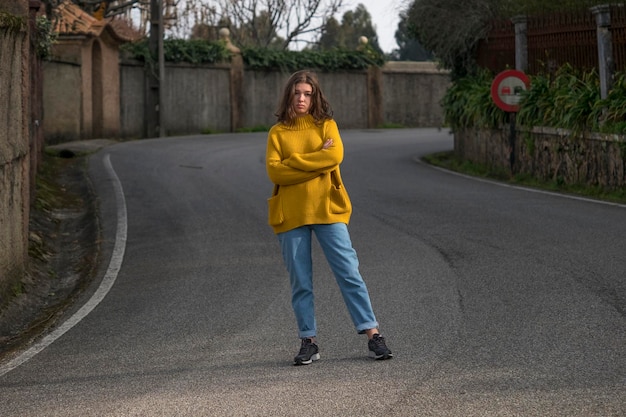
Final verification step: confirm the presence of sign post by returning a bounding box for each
[491,70,530,171]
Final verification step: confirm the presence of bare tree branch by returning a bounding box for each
[211,0,344,49]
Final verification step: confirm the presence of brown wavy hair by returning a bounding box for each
[275,70,333,125]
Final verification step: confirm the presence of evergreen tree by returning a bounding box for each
[318,3,382,53]
[394,11,432,61]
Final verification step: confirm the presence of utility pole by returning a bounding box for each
[146,0,165,138]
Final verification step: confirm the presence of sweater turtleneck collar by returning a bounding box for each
[285,114,317,130]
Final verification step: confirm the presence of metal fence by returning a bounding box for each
[476,5,626,74]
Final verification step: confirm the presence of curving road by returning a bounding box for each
[1,128,624,416]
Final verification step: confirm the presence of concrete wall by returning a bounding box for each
[99,32,123,138]
[383,62,450,127]
[0,0,30,306]
[162,63,232,135]
[454,127,626,190]
[241,70,285,128]
[119,62,144,138]
[43,60,83,142]
[43,30,123,143]
[239,69,372,130]
[116,60,450,138]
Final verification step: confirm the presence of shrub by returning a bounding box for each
[121,38,385,71]
[444,65,625,134]
[442,68,506,129]
[121,39,231,64]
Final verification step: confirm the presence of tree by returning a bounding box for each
[225,8,286,49]
[41,0,150,19]
[178,0,343,49]
[318,16,342,50]
[406,0,496,77]
[393,10,431,61]
[317,3,382,53]
[405,0,611,77]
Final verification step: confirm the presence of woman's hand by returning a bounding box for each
[322,139,333,149]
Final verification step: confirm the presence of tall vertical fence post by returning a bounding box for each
[358,36,383,129]
[512,15,528,72]
[220,28,243,133]
[146,0,164,138]
[591,5,614,99]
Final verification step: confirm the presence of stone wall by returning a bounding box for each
[0,0,30,307]
[454,127,626,189]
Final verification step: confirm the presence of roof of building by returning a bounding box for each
[54,1,142,43]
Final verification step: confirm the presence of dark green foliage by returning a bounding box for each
[518,65,600,133]
[442,69,506,129]
[515,73,550,128]
[0,10,26,33]
[164,39,231,63]
[120,39,151,62]
[550,67,600,133]
[121,38,385,71]
[34,16,57,59]
[241,46,385,71]
[317,4,383,54]
[121,39,231,64]
[444,63,626,135]
[394,11,432,61]
[405,0,610,76]
[594,72,626,134]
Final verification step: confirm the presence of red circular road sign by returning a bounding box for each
[491,70,530,112]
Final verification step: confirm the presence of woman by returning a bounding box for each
[266,70,393,365]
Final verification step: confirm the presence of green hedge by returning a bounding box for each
[121,39,231,64]
[241,46,385,71]
[121,38,385,71]
[443,65,626,134]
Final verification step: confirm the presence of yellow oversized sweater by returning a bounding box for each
[266,115,352,234]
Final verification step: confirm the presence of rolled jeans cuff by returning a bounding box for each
[356,321,379,334]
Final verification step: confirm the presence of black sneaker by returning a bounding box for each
[368,334,393,360]
[294,338,320,366]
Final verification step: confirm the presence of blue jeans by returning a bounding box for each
[278,223,379,338]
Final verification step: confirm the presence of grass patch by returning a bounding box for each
[423,151,626,205]
[33,153,84,214]
[11,281,24,297]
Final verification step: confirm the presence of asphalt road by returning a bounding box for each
[0,128,624,416]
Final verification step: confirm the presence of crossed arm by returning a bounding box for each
[266,133,343,186]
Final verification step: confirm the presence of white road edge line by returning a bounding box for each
[417,157,626,209]
[0,153,128,377]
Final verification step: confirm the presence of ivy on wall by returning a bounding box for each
[0,11,56,59]
[241,46,385,71]
[34,16,56,59]
[0,11,26,34]
[121,39,232,64]
[121,38,385,71]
